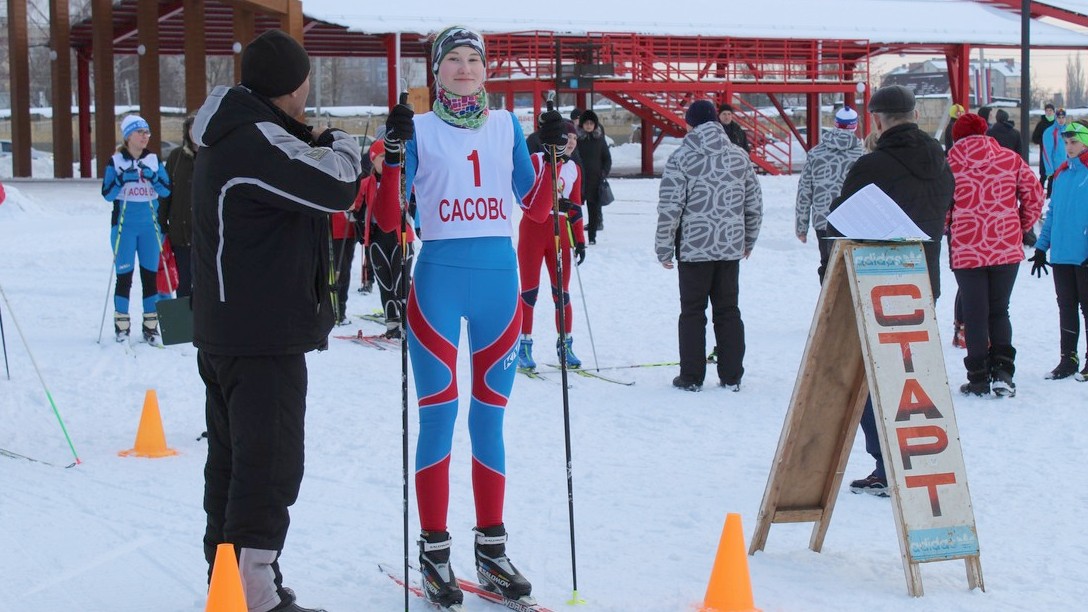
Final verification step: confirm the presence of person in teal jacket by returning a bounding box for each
[1041,109,1070,197]
[1030,120,1088,380]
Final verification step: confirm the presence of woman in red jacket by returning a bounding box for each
[946,113,1044,397]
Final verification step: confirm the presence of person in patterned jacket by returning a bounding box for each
[795,107,864,281]
[947,113,1044,397]
[656,99,763,392]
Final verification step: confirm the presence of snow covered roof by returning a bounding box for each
[1037,0,1088,16]
[302,0,1088,47]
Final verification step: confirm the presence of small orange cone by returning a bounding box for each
[700,513,760,612]
[206,543,247,612]
[118,389,178,458]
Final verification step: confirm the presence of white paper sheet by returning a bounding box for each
[826,183,931,241]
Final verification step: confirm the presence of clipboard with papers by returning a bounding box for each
[826,183,931,241]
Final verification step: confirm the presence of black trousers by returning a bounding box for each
[199,351,307,576]
[586,199,603,242]
[1053,263,1088,355]
[173,243,192,298]
[368,228,414,324]
[332,238,356,320]
[953,263,1019,364]
[677,260,745,385]
[815,228,834,282]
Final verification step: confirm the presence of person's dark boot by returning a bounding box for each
[418,531,463,609]
[959,355,990,396]
[1046,353,1080,380]
[474,524,533,602]
[990,345,1016,398]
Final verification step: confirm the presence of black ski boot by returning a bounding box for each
[990,345,1016,398]
[419,531,463,610]
[474,524,533,603]
[1045,353,1079,380]
[142,313,161,346]
[113,312,130,343]
[959,355,990,396]
[1077,353,1088,382]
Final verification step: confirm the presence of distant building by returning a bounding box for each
[882,58,1021,105]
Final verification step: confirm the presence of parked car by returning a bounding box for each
[159,140,180,160]
[0,140,53,160]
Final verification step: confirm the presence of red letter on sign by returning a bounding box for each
[905,472,957,517]
[872,284,924,327]
[896,424,948,469]
[878,330,929,373]
[894,379,944,421]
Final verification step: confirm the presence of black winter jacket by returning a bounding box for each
[576,127,611,205]
[160,145,195,246]
[828,122,954,298]
[191,85,362,355]
[722,121,750,152]
[986,120,1022,155]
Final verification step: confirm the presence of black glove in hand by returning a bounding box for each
[385,104,415,142]
[1022,229,1037,248]
[574,242,586,266]
[1030,248,1050,278]
[538,110,566,147]
[565,202,583,225]
[315,127,346,148]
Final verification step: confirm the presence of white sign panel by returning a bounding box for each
[849,244,980,563]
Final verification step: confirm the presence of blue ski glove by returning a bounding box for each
[138,163,156,181]
[121,167,141,184]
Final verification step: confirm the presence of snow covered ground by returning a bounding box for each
[1,175,1084,612]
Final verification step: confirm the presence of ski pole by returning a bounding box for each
[566,222,600,372]
[97,190,129,344]
[396,89,412,612]
[546,97,585,605]
[0,282,81,466]
[1,299,10,380]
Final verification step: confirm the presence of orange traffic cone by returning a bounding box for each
[206,543,247,612]
[118,389,178,458]
[700,513,760,612]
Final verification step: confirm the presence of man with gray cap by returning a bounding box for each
[191,28,361,612]
[824,84,954,496]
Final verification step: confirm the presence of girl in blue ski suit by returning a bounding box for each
[101,115,171,341]
[375,25,565,609]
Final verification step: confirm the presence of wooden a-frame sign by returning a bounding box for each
[748,240,984,597]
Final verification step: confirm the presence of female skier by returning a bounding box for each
[101,114,171,344]
[375,25,566,609]
[516,120,587,370]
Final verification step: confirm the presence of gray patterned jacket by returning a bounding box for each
[794,128,863,235]
[656,122,762,263]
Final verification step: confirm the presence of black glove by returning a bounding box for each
[538,110,566,147]
[1030,248,1050,278]
[384,103,415,165]
[315,127,347,148]
[138,163,156,181]
[564,201,583,225]
[574,242,586,266]
[1022,229,1037,248]
[121,167,141,184]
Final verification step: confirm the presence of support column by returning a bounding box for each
[183,0,207,113]
[233,7,255,84]
[92,0,116,178]
[50,0,73,177]
[640,115,653,176]
[137,0,162,153]
[281,0,303,42]
[77,52,92,177]
[806,92,820,149]
[7,0,32,177]
[385,34,398,108]
[944,44,972,109]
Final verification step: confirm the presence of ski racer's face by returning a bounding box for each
[126,129,150,153]
[438,47,486,97]
[563,133,577,156]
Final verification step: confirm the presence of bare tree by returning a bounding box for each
[1065,52,1085,108]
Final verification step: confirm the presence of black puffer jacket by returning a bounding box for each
[986,120,1022,155]
[827,122,954,298]
[723,121,750,152]
[576,127,611,205]
[191,85,362,355]
[160,143,195,246]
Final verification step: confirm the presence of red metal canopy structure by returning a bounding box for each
[4,0,1088,177]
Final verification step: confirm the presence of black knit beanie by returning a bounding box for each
[241,30,311,98]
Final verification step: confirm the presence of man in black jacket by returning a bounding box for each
[717,103,751,153]
[825,84,954,498]
[191,29,361,612]
[576,109,612,244]
[1031,103,1056,183]
[987,109,1022,155]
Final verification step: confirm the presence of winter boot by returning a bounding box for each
[382,322,402,340]
[849,471,889,497]
[1077,352,1088,382]
[556,336,582,368]
[1045,353,1080,380]
[474,524,533,602]
[517,336,536,370]
[959,355,990,396]
[113,312,131,343]
[952,321,966,349]
[989,345,1016,397]
[672,375,702,392]
[142,313,161,346]
[418,531,463,609]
